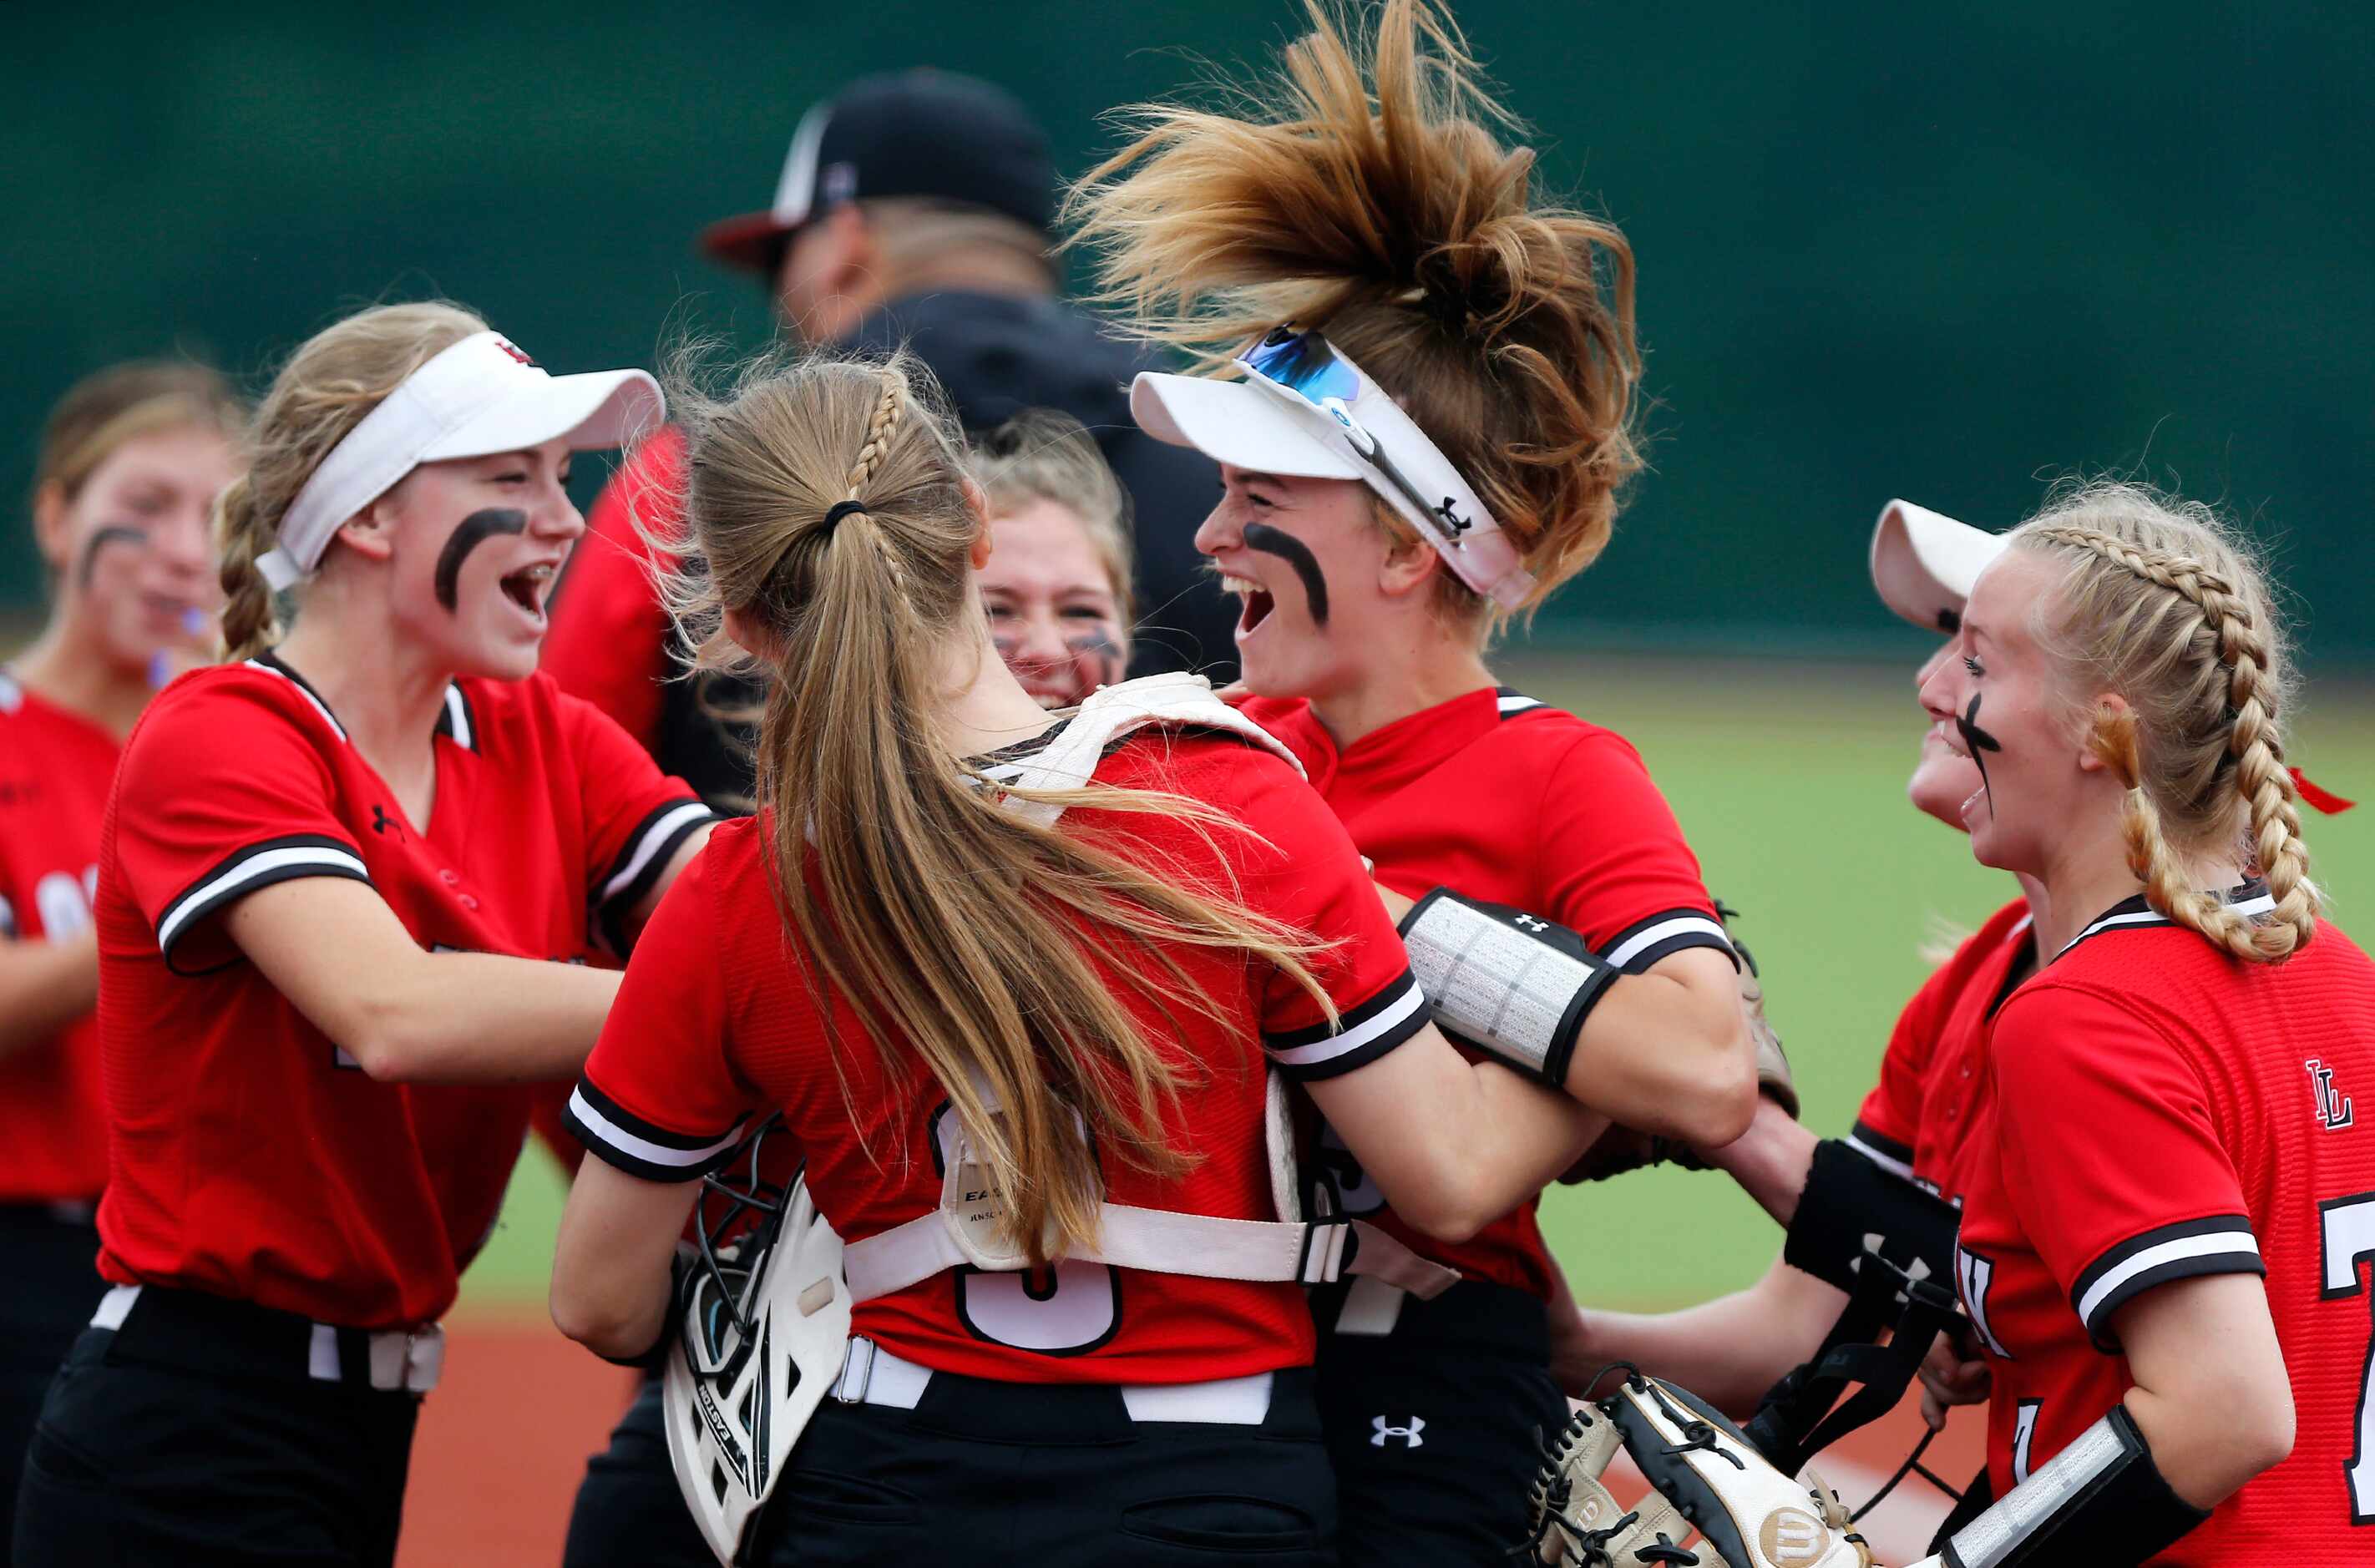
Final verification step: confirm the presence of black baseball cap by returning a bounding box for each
[701,68,1056,274]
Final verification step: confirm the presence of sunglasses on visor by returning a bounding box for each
[1235,326,1481,549]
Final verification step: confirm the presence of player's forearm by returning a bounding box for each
[0,931,100,1060]
[1564,1253,1846,1414]
[1564,966,1758,1147]
[1701,1096,1818,1225]
[348,953,623,1085]
[1309,1024,1605,1242]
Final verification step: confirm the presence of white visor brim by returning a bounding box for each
[1871,498,2008,630]
[418,367,663,463]
[1131,372,1366,482]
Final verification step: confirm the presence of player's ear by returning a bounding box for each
[963,478,994,570]
[2076,694,2129,776]
[722,604,783,664]
[30,479,72,574]
[1375,524,1441,602]
[333,493,401,566]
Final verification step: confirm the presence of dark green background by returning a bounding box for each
[9,2,2369,662]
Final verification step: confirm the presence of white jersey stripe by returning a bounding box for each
[1846,1131,1919,1185]
[2075,1229,2261,1332]
[1266,979,1426,1069]
[157,844,369,953]
[2065,890,2277,952]
[440,684,472,751]
[1604,914,1730,969]
[600,801,714,905]
[565,1086,747,1171]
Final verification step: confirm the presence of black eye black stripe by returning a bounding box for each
[434,508,529,611]
[1958,692,2003,809]
[1243,522,1329,627]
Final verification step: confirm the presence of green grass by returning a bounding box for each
[453,652,2375,1319]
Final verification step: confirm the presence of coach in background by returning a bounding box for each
[545,69,1235,802]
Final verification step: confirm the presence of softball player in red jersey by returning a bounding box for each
[1903,482,2375,1565]
[0,362,241,1557]
[10,302,713,1568]
[1070,3,1755,1555]
[549,351,1608,1565]
[1560,504,2033,1546]
[549,410,1141,1568]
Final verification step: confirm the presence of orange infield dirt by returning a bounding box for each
[398,1321,1985,1565]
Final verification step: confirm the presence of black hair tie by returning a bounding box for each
[823,499,871,531]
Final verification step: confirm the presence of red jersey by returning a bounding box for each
[94,655,711,1328]
[543,427,686,757]
[1849,896,2034,1207]
[569,726,1427,1383]
[0,670,118,1205]
[1239,685,1732,1301]
[1952,892,2375,1560]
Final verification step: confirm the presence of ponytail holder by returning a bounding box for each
[2291,766,2357,815]
[823,499,871,532]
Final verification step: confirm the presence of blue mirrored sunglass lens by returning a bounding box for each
[1243,333,1359,403]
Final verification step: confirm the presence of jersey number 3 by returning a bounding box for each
[2321,1189,2375,1524]
[929,1104,1122,1356]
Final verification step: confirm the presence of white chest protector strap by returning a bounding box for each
[841,674,1457,1306]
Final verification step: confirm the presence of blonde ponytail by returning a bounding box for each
[2017,486,2316,963]
[663,350,1333,1262]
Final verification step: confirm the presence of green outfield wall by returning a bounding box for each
[8,2,2370,661]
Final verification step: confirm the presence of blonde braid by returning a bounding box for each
[2032,521,2316,963]
[841,372,916,611]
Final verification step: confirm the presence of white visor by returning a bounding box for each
[1870,498,2008,631]
[1132,354,1535,609]
[258,331,664,592]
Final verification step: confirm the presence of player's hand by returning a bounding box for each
[1917,1333,1990,1429]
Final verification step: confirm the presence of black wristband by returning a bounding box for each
[1785,1136,1962,1293]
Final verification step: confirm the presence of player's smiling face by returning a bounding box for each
[377,439,580,681]
[38,424,234,680]
[1195,465,1395,700]
[979,498,1129,708]
[1907,637,1987,828]
[1919,548,2114,875]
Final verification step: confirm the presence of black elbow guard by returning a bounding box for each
[1939,1404,2209,1566]
[1396,888,1617,1089]
[1785,1136,1962,1294]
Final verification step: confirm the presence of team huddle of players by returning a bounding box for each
[4,3,2373,1566]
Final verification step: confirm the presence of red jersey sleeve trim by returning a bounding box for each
[1846,1120,1917,1181]
[563,1078,751,1184]
[156,833,372,975]
[1263,968,1426,1082]
[2069,1213,2264,1352]
[1601,906,1738,974]
[592,798,718,955]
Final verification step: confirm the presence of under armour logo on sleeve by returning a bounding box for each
[1370,1414,1426,1448]
[1513,914,1548,933]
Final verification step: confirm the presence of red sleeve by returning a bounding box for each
[1851,958,1958,1172]
[542,432,686,756]
[112,678,372,974]
[555,686,717,955]
[1992,981,2264,1350]
[564,847,758,1181]
[1221,752,1427,1083]
[1533,728,1734,974]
